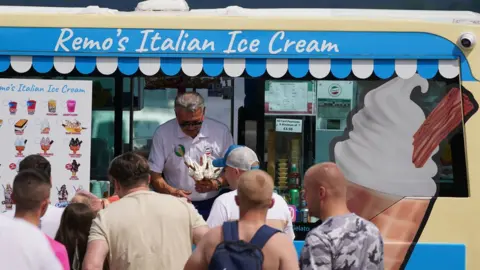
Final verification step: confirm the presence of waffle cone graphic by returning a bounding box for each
[347,182,432,270]
[372,198,431,270]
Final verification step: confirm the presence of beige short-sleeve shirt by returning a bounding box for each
[89,190,206,270]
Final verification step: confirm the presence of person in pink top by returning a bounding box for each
[12,169,70,270]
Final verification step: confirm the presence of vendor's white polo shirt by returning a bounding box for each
[148,118,234,201]
[206,190,295,240]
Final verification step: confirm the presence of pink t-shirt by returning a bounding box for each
[45,234,70,270]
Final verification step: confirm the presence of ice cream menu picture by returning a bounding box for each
[0,79,92,210]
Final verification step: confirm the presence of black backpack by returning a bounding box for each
[208,221,280,270]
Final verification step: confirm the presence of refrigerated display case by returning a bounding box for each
[263,80,314,220]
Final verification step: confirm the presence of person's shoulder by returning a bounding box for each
[106,191,180,209]
[6,218,51,245]
[203,226,223,246]
[272,193,289,209]
[266,229,295,250]
[353,214,382,238]
[303,221,336,248]
[153,119,177,136]
[269,193,291,216]
[214,190,236,205]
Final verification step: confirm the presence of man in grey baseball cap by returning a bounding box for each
[209,145,295,239]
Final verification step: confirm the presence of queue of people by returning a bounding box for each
[0,92,384,270]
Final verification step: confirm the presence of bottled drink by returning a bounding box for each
[289,188,300,207]
[288,164,300,189]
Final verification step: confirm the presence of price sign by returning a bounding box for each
[275,118,302,133]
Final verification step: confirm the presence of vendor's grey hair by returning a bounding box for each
[175,92,205,112]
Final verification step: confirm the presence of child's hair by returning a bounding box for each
[55,203,95,269]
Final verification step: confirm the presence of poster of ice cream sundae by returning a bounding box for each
[56,184,69,208]
[0,78,92,207]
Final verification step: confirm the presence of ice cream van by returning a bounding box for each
[0,2,479,269]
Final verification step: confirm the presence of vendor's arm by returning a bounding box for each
[83,215,109,270]
[148,127,176,194]
[150,171,174,193]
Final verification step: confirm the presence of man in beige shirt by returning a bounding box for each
[184,170,299,270]
[83,152,209,270]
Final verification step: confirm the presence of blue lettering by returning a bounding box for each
[47,85,59,92]
[55,201,69,208]
[55,28,340,54]
[17,84,44,92]
[62,85,85,93]
[0,85,10,91]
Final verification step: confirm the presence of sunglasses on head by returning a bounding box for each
[179,121,203,128]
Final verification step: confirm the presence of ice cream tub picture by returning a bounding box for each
[47,99,57,115]
[14,137,27,157]
[62,119,86,134]
[66,159,80,180]
[39,137,54,157]
[14,119,28,135]
[69,138,82,157]
[64,99,77,116]
[55,184,69,208]
[39,119,50,134]
[26,99,36,115]
[1,184,13,210]
[8,101,17,115]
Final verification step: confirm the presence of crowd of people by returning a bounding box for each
[0,92,384,270]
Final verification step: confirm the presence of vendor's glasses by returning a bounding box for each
[179,121,203,128]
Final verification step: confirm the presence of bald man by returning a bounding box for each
[300,163,384,270]
[184,170,299,270]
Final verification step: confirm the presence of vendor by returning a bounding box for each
[148,92,234,219]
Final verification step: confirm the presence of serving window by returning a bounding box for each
[0,56,472,241]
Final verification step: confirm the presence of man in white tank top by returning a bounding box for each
[207,145,295,239]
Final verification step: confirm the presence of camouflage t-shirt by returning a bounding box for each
[300,213,384,270]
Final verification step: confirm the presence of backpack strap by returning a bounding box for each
[222,221,240,242]
[249,225,280,249]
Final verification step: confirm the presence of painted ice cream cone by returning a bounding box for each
[334,75,439,269]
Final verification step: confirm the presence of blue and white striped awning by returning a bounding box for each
[3,56,460,79]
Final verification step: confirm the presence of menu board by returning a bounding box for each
[0,79,92,210]
[265,81,315,115]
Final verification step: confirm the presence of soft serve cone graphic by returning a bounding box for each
[333,74,438,270]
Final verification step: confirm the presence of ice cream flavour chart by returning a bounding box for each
[0,78,92,209]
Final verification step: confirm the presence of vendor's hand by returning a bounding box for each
[170,188,192,201]
[195,179,218,193]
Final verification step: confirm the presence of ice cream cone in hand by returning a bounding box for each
[184,156,204,182]
[185,154,222,182]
